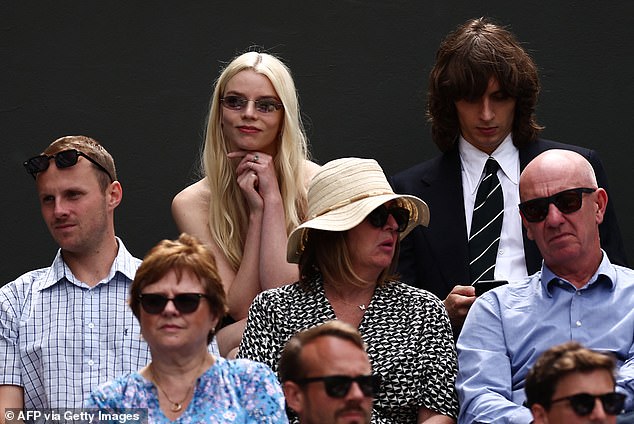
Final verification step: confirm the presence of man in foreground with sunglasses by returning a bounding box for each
[279,320,377,424]
[456,149,634,423]
[526,341,625,424]
[0,136,150,417]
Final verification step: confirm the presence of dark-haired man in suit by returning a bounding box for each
[391,17,626,333]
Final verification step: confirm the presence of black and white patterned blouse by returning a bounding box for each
[238,274,459,423]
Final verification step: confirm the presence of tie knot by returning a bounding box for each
[485,157,500,175]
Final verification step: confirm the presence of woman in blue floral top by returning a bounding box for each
[85,233,287,423]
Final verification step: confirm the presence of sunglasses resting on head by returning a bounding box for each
[518,187,596,223]
[24,149,114,182]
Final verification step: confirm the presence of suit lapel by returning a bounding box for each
[419,149,471,286]
[519,141,546,274]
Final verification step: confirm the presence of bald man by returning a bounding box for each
[456,150,634,423]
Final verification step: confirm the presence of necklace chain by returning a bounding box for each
[153,373,191,412]
[326,285,371,311]
[150,354,209,413]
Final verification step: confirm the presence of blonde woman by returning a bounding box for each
[172,51,320,356]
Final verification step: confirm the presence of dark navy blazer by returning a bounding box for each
[390,138,628,300]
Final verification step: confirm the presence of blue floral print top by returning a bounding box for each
[85,357,288,423]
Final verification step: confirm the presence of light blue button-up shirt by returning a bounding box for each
[457,251,634,424]
[0,239,151,408]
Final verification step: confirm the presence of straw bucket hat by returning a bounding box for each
[287,157,429,263]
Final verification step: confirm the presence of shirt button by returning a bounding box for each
[498,249,504,255]
[88,360,94,366]
[88,322,95,329]
[576,291,582,296]
[576,321,582,327]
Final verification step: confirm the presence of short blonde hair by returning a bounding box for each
[43,135,116,189]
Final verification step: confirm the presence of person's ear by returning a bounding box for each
[106,181,123,210]
[530,403,549,424]
[594,188,608,225]
[283,381,304,414]
[208,311,220,333]
[520,212,535,241]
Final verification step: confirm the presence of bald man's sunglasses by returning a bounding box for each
[518,187,596,223]
[296,374,381,398]
[24,149,113,182]
[550,392,625,416]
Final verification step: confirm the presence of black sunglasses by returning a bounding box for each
[550,392,625,416]
[367,204,410,232]
[296,374,381,398]
[220,95,284,113]
[518,187,596,223]
[24,149,114,182]
[138,293,209,315]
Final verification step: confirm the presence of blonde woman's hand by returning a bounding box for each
[229,151,281,206]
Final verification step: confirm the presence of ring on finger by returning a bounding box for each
[252,154,259,163]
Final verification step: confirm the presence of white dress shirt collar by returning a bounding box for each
[458,134,519,195]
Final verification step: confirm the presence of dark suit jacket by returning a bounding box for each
[390,138,628,300]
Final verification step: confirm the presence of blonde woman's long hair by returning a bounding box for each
[202,51,310,271]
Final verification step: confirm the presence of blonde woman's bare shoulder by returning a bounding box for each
[171,178,213,243]
[303,160,321,186]
[172,178,210,209]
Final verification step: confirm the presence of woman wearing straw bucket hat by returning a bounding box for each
[238,158,459,423]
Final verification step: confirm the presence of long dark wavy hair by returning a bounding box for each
[427,17,544,152]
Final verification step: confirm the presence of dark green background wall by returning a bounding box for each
[2,1,633,282]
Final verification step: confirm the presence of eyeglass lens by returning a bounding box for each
[552,392,625,416]
[300,375,381,398]
[23,149,113,181]
[139,293,207,315]
[518,188,596,223]
[367,204,410,232]
[220,95,283,113]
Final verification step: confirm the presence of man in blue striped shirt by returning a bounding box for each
[0,136,151,416]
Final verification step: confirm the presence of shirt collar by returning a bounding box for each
[542,250,616,295]
[36,237,138,291]
[458,133,519,195]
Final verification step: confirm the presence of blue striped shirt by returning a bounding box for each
[0,238,151,408]
[457,251,634,423]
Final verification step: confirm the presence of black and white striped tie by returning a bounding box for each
[469,157,504,284]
